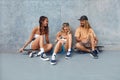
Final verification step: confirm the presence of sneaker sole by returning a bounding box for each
[35,54,41,57]
[50,62,56,65]
[90,54,94,58]
[90,54,98,59]
[94,56,98,59]
[40,57,50,61]
[65,56,70,59]
[29,53,33,58]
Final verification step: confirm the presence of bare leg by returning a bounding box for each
[31,35,44,50]
[39,35,44,49]
[50,40,63,64]
[53,40,63,54]
[64,34,72,58]
[89,33,95,51]
[75,42,91,52]
[64,34,72,50]
[68,34,72,51]
[31,36,53,53]
[89,33,98,58]
[43,43,53,52]
[38,35,50,60]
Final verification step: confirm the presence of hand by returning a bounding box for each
[60,38,67,45]
[55,39,58,43]
[19,48,24,53]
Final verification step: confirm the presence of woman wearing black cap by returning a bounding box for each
[74,15,98,59]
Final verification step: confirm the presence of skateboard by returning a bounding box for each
[23,49,39,55]
[73,46,104,53]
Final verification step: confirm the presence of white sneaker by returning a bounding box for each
[50,55,57,65]
[29,52,33,58]
[50,60,57,65]
[35,51,42,57]
[40,52,50,61]
[65,51,71,59]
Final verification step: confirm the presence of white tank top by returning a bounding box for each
[34,34,40,38]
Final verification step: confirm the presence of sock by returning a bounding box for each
[52,53,56,60]
[38,48,44,55]
[40,48,44,52]
[68,48,71,52]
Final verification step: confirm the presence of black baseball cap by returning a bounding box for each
[78,15,88,21]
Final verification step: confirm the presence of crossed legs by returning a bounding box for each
[31,35,53,53]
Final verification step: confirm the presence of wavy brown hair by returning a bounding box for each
[39,16,49,35]
[84,20,91,29]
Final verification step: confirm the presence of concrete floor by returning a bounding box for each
[1,50,120,80]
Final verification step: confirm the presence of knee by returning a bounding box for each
[75,43,80,48]
[57,40,63,44]
[49,43,53,49]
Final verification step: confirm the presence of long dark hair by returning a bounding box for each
[39,16,49,35]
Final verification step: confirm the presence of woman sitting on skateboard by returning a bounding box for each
[19,16,53,60]
[50,23,72,65]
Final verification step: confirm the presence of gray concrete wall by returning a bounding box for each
[0,0,120,53]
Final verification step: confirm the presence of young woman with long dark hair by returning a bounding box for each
[19,16,53,60]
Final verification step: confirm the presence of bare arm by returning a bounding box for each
[75,27,81,42]
[19,28,35,53]
[75,37,81,42]
[90,29,98,42]
[45,33,50,43]
[56,32,62,41]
